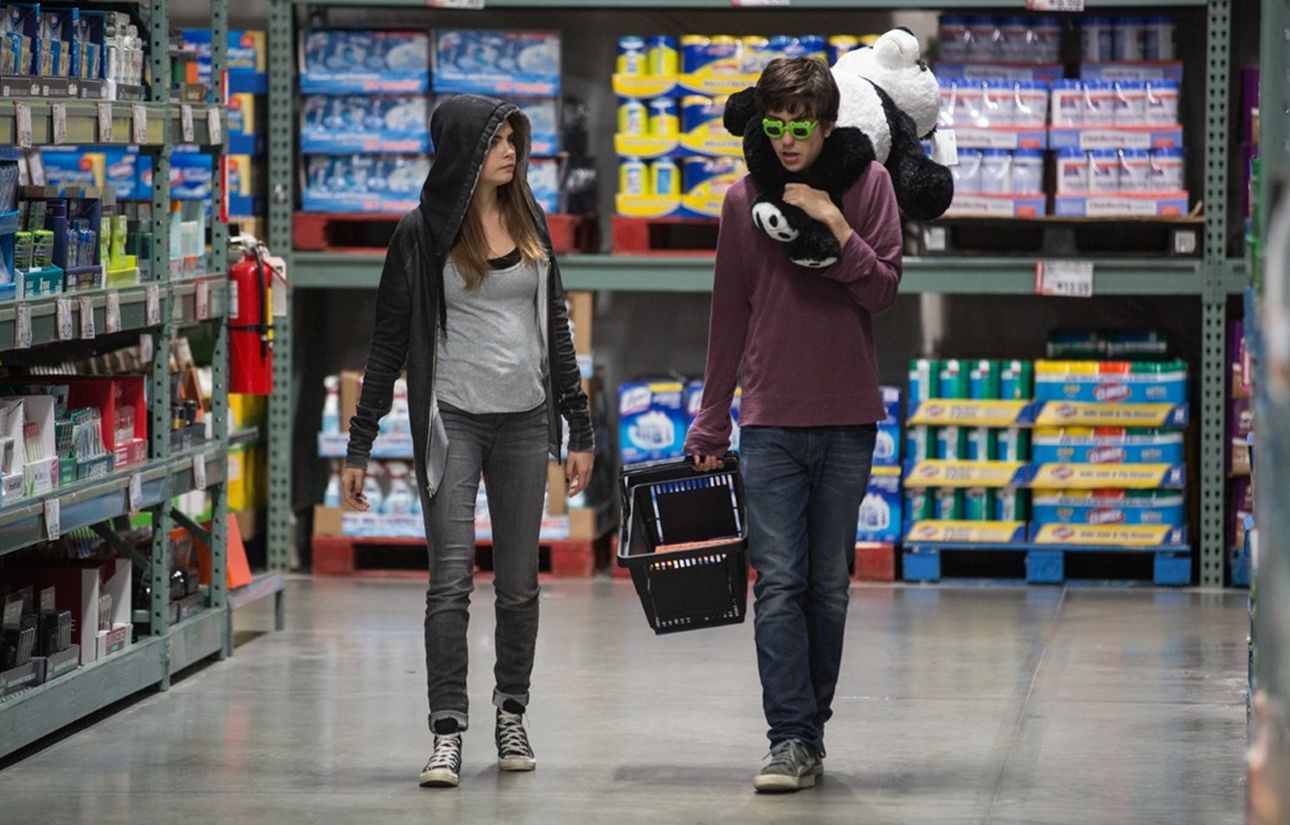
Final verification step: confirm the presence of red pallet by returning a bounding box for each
[610,216,719,255]
[312,535,598,578]
[294,212,592,254]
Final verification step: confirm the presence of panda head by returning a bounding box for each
[834,28,940,140]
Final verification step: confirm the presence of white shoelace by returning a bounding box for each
[497,711,532,756]
[426,733,461,770]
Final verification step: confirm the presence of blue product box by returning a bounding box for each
[683,379,742,452]
[619,380,687,464]
[300,30,429,95]
[181,29,268,93]
[301,95,430,154]
[432,30,561,97]
[103,148,144,201]
[1034,364,1188,405]
[1031,429,1185,465]
[169,150,212,202]
[528,157,559,214]
[874,384,902,467]
[1031,490,1185,527]
[1,5,38,77]
[301,154,431,213]
[857,471,903,543]
[39,147,102,190]
[37,9,74,78]
[517,98,559,157]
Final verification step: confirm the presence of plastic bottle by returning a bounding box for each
[383,462,415,515]
[324,468,342,508]
[322,375,341,435]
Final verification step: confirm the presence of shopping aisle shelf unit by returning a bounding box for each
[0,0,252,760]
[267,0,1238,587]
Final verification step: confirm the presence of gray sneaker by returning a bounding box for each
[753,739,822,793]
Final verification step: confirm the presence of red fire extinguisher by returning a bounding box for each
[228,236,275,395]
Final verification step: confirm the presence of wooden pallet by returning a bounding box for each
[294,212,594,254]
[610,216,719,255]
[901,542,1191,586]
[610,539,896,583]
[908,215,1204,258]
[312,535,600,578]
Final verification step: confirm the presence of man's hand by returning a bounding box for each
[691,454,723,472]
[342,467,369,511]
[566,451,594,497]
[783,183,852,247]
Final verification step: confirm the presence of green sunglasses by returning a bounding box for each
[762,117,820,140]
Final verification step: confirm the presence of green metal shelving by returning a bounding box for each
[0,0,239,758]
[267,0,1241,588]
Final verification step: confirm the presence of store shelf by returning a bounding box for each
[167,609,226,675]
[0,100,223,148]
[0,447,228,557]
[171,277,229,327]
[229,571,285,612]
[289,251,1207,295]
[0,286,153,351]
[0,635,167,756]
[230,427,261,449]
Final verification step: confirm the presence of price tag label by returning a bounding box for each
[56,298,74,340]
[193,455,207,491]
[139,332,154,364]
[195,281,210,320]
[105,290,121,333]
[131,102,147,144]
[180,104,195,142]
[14,101,31,148]
[51,103,67,145]
[1035,260,1094,298]
[14,303,31,350]
[97,101,114,142]
[1026,0,1084,10]
[145,284,160,325]
[44,498,61,541]
[932,129,959,166]
[207,107,223,145]
[79,295,95,339]
[129,472,143,515]
[25,150,44,186]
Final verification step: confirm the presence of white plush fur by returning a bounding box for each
[831,28,941,164]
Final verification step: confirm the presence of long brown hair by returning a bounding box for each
[451,113,547,289]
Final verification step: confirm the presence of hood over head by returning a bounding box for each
[421,94,532,252]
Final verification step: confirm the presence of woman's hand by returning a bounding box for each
[566,451,595,497]
[342,467,370,511]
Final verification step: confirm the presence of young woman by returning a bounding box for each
[342,94,594,789]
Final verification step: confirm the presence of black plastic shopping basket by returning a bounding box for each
[617,456,748,634]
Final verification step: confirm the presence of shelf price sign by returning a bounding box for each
[1035,260,1093,298]
[207,107,222,145]
[195,281,211,321]
[180,104,195,143]
[145,285,160,326]
[51,103,67,145]
[56,298,74,341]
[14,101,32,148]
[79,296,95,339]
[98,102,114,142]
[14,303,31,350]
[131,103,148,145]
[44,499,60,541]
[193,455,207,491]
[105,290,121,333]
[129,472,143,515]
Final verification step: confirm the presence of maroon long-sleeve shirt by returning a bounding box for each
[683,165,903,457]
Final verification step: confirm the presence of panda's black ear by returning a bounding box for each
[723,88,758,136]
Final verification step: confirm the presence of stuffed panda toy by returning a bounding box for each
[723,28,955,268]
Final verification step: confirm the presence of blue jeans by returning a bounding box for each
[423,402,549,733]
[739,424,877,754]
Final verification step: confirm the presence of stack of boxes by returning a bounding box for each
[431,29,562,214]
[857,386,904,546]
[0,5,145,99]
[1229,320,1254,583]
[299,30,432,213]
[905,358,1033,528]
[936,13,1188,218]
[614,34,871,219]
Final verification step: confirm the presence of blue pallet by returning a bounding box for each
[902,542,1192,586]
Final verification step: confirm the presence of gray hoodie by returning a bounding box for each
[345,94,592,500]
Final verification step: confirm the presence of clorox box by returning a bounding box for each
[1031,428,1185,464]
[1034,360,1188,405]
[620,380,687,464]
[1031,489,1185,527]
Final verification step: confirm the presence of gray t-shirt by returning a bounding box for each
[436,252,547,414]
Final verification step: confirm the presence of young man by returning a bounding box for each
[684,57,902,793]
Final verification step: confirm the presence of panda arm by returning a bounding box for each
[684,189,752,457]
[820,164,903,313]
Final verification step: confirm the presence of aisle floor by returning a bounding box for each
[0,578,1248,824]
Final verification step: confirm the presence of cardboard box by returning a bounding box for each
[546,460,567,515]
[567,291,593,354]
[314,505,344,537]
[234,508,259,542]
[567,507,597,541]
[4,558,131,666]
[340,370,364,434]
[0,399,26,505]
[19,395,58,496]
[227,446,248,511]
[65,376,148,470]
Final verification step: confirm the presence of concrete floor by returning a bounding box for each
[0,578,1249,824]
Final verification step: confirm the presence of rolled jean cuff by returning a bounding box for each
[429,709,469,733]
[493,689,530,711]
